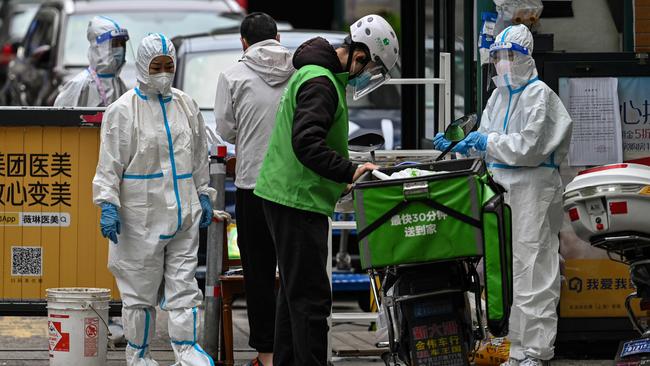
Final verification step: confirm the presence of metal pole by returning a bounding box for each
[445,0,456,119]
[433,0,441,138]
[386,78,446,84]
[335,212,351,271]
[400,0,424,149]
[327,218,333,364]
[623,0,634,52]
[203,153,226,359]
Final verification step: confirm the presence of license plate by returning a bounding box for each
[621,339,650,358]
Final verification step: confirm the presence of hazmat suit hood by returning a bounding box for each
[87,16,129,75]
[241,39,294,87]
[53,15,128,107]
[136,33,177,96]
[490,24,537,88]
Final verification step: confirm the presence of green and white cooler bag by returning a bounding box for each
[353,158,513,336]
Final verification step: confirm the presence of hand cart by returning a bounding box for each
[353,158,513,366]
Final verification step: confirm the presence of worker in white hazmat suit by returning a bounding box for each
[92,33,218,366]
[54,16,129,107]
[434,24,573,366]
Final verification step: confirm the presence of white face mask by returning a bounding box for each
[149,72,173,95]
[495,60,511,76]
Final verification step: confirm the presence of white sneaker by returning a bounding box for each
[500,359,520,366]
[520,357,550,366]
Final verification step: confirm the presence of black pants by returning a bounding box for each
[262,199,332,366]
[236,189,277,353]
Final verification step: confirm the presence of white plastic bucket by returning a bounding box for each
[47,288,111,366]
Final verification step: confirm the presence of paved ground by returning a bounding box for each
[0,299,615,365]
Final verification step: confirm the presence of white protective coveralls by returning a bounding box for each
[478,25,573,362]
[92,33,216,366]
[54,16,128,107]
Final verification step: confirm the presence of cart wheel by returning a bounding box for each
[381,352,403,366]
[381,352,392,366]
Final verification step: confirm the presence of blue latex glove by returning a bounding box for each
[452,131,488,155]
[199,195,213,229]
[433,132,452,151]
[100,202,120,244]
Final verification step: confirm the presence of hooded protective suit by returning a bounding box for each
[92,33,216,366]
[478,25,573,363]
[54,16,128,107]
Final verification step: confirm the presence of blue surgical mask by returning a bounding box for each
[112,47,125,68]
[348,70,372,88]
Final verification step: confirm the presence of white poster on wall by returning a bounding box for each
[566,77,623,166]
[618,77,650,162]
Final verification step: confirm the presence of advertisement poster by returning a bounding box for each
[618,77,650,163]
[0,126,117,300]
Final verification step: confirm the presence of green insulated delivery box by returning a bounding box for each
[353,158,513,335]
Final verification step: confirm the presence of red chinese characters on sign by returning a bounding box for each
[411,321,461,340]
[412,320,465,366]
[84,317,99,357]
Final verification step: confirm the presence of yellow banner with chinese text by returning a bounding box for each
[561,259,645,318]
[0,126,118,300]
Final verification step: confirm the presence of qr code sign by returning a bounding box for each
[11,247,42,276]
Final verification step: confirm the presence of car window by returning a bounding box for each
[63,12,241,67]
[10,6,39,40]
[23,8,56,57]
[182,50,242,109]
[182,46,401,111]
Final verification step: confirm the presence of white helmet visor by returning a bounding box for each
[486,41,530,90]
[351,63,391,101]
[95,28,129,45]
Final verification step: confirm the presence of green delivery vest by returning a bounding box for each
[254,65,350,216]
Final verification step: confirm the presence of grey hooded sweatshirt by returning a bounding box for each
[214,39,295,189]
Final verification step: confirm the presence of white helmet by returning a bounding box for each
[348,14,400,100]
[350,14,399,71]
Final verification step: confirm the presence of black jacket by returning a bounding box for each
[291,37,356,184]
